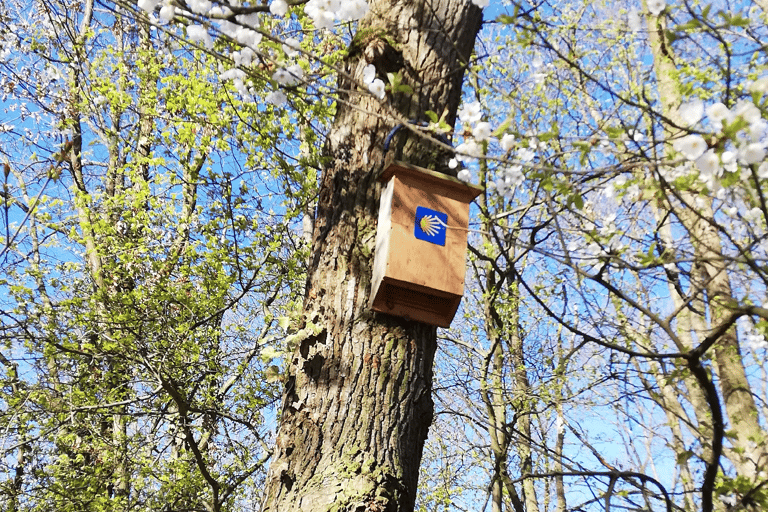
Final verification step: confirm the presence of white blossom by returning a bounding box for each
[311,9,336,29]
[696,149,722,191]
[138,0,161,13]
[619,183,638,202]
[587,242,604,261]
[677,100,704,127]
[495,175,517,198]
[740,143,767,164]
[500,133,515,152]
[599,213,617,237]
[266,91,287,105]
[706,102,731,123]
[746,332,768,351]
[696,149,720,178]
[471,0,490,7]
[518,147,535,162]
[647,0,666,16]
[673,134,707,161]
[236,13,261,27]
[455,140,483,162]
[159,3,175,21]
[748,76,768,95]
[749,119,768,142]
[234,47,256,66]
[363,64,376,84]
[368,78,386,100]
[282,37,301,57]
[532,72,547,85]
[188,0,212,14]
[733,99,762,125]
[270,0,289,16]
[626,129,643,142]
[743,207,763,222]
[458,101,483,125]
[304,0,360,29]
[504,165,524,187]
[187,25,213,49]
[273,68,293,85]
[235,27,262,48]
[288,63,304,79]
[209,5,231,17]
[232,78,251,101]
[473,122,492,141]
[338,0,369,20]
[220,68,246,81]
[217,20,238,38]
[722,150,738,173]
[758,162,768,179]
[457,168,472,182]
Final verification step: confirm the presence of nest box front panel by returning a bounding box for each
[385,174,469,297]
[370,162,483,327]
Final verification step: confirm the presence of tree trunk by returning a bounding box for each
[260,2,482,511]
[646,4,768,507]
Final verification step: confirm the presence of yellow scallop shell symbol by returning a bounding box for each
[419,215,442,237]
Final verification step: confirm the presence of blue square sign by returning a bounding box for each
[414,206,447,246]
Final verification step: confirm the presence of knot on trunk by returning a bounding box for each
[349,29,404,75]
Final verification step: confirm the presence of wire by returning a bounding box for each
[434,216,491,236]
[383,120,452,152]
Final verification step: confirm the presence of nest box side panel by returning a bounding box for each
[370,177,395,306]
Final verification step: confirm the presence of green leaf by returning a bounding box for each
[260,346,283,363]
[265,365,282,383]
[278,316,292,330]
[396,83,414,94]
[676,450,695,465]
[492,118,512,138]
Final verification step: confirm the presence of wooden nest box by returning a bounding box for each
[369,161,483,327]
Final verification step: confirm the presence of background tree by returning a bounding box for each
[416,1,768,511]
[0,1,321,510]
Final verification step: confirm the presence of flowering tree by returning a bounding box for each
[3,0,768,511]
[0,0,318,510]
[415,1,768,511]
[2,0,483,510]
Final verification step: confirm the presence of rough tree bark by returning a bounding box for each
[260,1,482,511]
